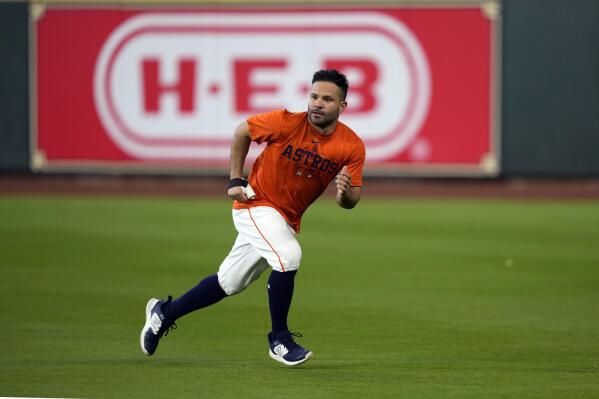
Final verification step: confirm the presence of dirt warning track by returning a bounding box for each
[1,175,598,201]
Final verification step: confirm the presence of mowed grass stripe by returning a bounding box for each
[0,195,598,398]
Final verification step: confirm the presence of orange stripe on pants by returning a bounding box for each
[248,208,286,272]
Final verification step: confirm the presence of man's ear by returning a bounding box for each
[339,100,347,114]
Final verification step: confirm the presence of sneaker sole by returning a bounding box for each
[268,349,313,366]
[140,298,160,356]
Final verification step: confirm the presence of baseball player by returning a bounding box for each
[141,69,365,366]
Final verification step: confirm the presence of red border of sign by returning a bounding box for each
[32,4,501,177]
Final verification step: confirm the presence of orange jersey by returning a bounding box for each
[233,109,366,232]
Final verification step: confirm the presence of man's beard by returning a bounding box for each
[308,108,338,128]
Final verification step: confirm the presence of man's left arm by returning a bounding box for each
[335,166,361,209]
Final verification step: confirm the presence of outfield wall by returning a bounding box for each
[0,0,597,177]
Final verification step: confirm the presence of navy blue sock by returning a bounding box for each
[267,270,297,337]
[166,274,227,321]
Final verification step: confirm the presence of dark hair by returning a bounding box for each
[312,69,349,100]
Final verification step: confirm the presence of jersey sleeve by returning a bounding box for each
[246,109,287,144]
[347,140,366,187]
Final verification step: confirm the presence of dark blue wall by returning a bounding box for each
[0,2,29,172]
[502,0,599,176]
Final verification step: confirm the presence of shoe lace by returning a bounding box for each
[161,295,177,337]
[163,321,177,337]
[279,331,304,349]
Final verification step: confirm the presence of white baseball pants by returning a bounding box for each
[217,206,302,295]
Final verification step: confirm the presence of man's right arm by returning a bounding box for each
[227,121,252,202]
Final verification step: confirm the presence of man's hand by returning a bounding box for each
[335,165,361,209]
[335,166,352,194]
[228,186,249,202]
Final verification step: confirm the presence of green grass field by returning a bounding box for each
[1,194,598,398]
